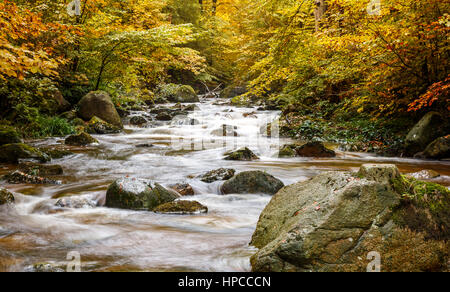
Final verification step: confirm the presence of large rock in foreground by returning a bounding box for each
[105,178,180,211]
[404,112,443,156]
[0,188,14,205]
[250,164,449,272]
[78,91,123,128]
[221,171,284,195]
[0,143,50,164]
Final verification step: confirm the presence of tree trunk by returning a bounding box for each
[314,0,327,32]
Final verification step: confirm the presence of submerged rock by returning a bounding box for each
[0,143,50,164]
[221,171,284,195]
[406,169,440,180]
[419,135,450,160]
[86,116,121,134]
[65,132,98,146]
[224,147,259,161]
[0,188,14,205]
[199,168,236,183]
[250,164,449,272]
[155,112,173,121]
[404,112,443,156]
[0,126,21,146]
[40,148,74,159]
[170,183,195,196]
[55,196,97,209]
[78,91,123,128]
[105,178,180,211]
[4,171,61,185]
[154,200,208,215]
[18,162,63,176]
[295,141,336,157]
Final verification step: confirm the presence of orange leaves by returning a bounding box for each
[408,76,450,112]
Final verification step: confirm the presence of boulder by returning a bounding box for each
[167,85,199,103]
[295,141,336,158]
[105,178,180,211]
[419,135,450,160]
[4,170,61,185]
[250,164,449,272]
[129,116,148,126]
[154,200,208,215]
[0,188,14,205]
[65,132,98,146]
[221,171,284,195]
[18,162,63,176]
[224,147,259,161]
[406,169,440,180]
[55,196,97,209]
[0,143,50,164]
[86,116,121,135]
[78,91,123,128]
[170,183,195,196]
[199,168,236,183]
[278,145,298,158]
[44,88,70,114]
[40,148,74,159]
[404,112,442,156]
[0,126,21,146]
[155,112,173,121]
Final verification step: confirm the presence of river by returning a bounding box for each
[0,97,449,272]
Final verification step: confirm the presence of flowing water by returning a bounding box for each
[0,98,449,272]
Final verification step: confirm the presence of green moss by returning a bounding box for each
[391,175,450,240]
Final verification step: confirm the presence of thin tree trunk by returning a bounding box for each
[314,0,327,32]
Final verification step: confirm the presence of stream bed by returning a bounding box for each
[0,98,449,272]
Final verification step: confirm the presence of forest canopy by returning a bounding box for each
[0,0,449,140]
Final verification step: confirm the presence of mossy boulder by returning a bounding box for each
[278,145,298,158]
[65,132,98,146]
[405,112,443,156]
[221,171,284,195]
[0,188,14,205]
[295,141,336,158]
[0,126,22,146]
[0,143,50,164]
[155,112,173,121]
[86,116,121,135]
[40,148,74,159]
[105,178,180,211]
[169,85,199,103]
[154,200,208,215]
[129,116,148,126]
[419,135,450,160]
[18,162,63,176]
[78,91,123,128]
[199,168,236,183]
[221,85,247,99]
[250,164,449,272]
[224,147,259,161]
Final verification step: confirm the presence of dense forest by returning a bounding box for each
[0,0,449,273]
[0,0,448,155]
